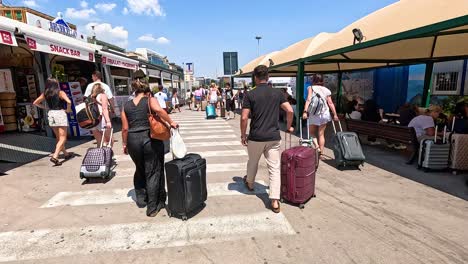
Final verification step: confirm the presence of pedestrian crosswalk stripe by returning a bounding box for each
[179,126,231,130]
[180,123,230,127]
[180,130,234,135]
[185,141,241,147]
[183,135,236,140]
[0,211,294,262]
[176,120,227,123]
[194,150,246,157]
[40,181,267,208]
[115,162,245,176]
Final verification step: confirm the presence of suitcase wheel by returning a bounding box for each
[312,194,316,198]
[80,172,84,179]
[452,170,458,175]
[299,204,305,209]
[182,215,188,221]
[167,212,172,218]
[280,198,284,203]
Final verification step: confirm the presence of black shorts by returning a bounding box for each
[226,99,235,112]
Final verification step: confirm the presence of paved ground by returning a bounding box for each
[0,109,467,264]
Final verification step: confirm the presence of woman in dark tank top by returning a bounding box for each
[33,78,73,166]
[121,80,178,217]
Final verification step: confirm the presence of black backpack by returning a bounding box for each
[76,97,101,129]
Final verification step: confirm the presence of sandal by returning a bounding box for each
[50,157,62,166]
[271,200,281,214]
[243,176,254,192]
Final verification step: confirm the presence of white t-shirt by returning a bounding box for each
[154,92,168,109]
[84,81,113,99]
[348,111,362,120]
[311,85,331,112]
[408,115,435,138]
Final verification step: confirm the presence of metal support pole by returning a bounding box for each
[296,61,305,129]
[336,71,343,113]
[422,62,434,107]
[460,59,467,95]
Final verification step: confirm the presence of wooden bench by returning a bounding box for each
[345,119,419,164]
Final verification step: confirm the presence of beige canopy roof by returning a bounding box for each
[239,51,280,75]
[238,0,468,76]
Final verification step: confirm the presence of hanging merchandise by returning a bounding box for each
[60,82,90,137]
[17,103,40,132]
[0,69,15,93]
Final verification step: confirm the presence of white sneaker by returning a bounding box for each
[394,144,407,150]
[387,144,396,148]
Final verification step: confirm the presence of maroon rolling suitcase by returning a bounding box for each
[280,119,318,208]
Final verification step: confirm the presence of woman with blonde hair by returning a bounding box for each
[408,105,442,142]
[33,78,73,166]
[91,83,112,147]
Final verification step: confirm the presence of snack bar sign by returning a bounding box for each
[102,54,138,70]
[0,30,17,47]
[26,36,94,62]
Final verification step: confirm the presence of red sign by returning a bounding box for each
[0,30,17,46]
[26,37,37,49]
[102,54,138,70]
[25,36,95,62]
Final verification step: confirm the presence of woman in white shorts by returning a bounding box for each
[33,78,73,166]
[208,84,219,107]
[302,75,339,159]
[91,83,112,147]
[171,88,181,113]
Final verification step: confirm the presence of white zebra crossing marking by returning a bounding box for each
[185,141,241,147]
[179,130,234,135]
[114,150,245,162]
[0,212,294,262]
[179,126,231,130]
[40,181,267,208]
[115,162,245,176]
[183,135,236,140]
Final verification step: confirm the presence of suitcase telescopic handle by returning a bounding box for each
[100,128,114,148]
[300,118,310,141]
[331,120,342,134]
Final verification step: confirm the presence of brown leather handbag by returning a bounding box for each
[147,97,171,140]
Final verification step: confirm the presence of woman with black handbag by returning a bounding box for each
[121,80,178,217]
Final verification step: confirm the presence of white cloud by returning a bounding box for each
[86,22,129,48]
[137,34,170,44]
[126,0,165,16]
[95,3,117,12]
[23,0,39,8]
[65,8,97,20]
[122,7,129,15]
[80,1,88,8]
[156,37,170,44]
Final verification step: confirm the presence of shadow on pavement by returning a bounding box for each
[230,176,271,209]
[318,127,468,201]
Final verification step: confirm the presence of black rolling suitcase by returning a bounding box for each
[165,153,207,220]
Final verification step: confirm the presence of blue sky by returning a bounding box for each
[8,0,398,77]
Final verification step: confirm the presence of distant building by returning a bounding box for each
[0,6,76,29]
[135,48,168,69]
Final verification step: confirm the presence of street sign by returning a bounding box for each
[223,52,238,76]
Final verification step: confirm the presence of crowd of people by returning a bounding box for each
[189,83,248,120]
[33,65,468,217]
[345,97,468,147]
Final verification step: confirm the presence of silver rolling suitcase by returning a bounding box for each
[331,121,366,169]
[418,126,449,172]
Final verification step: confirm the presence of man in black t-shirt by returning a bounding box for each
[241,65,294,213]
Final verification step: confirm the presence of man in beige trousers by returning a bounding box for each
[240,65,294,213]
